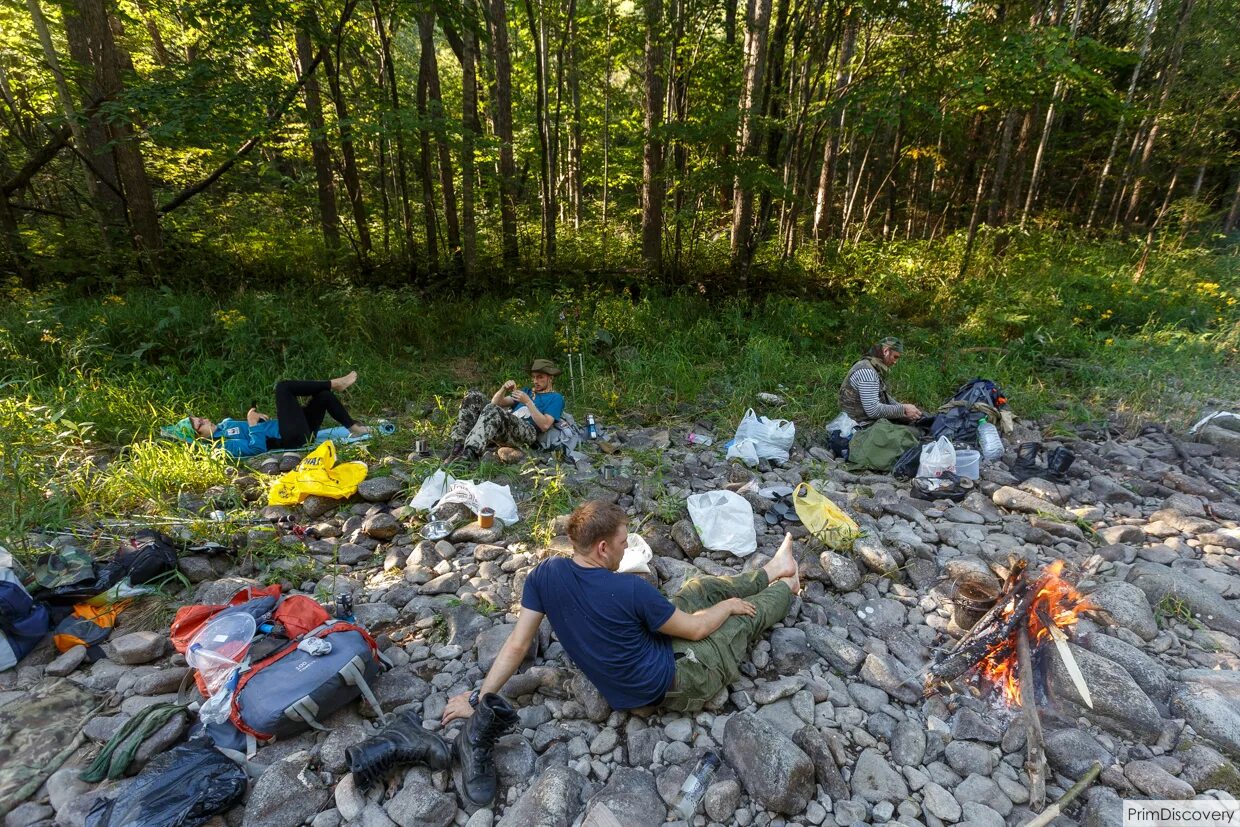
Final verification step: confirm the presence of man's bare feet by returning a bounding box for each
[763,532,798,583]
[349,424,370,436]
[777,570,801,596]
[331,371,358,392]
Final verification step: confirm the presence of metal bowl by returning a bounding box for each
[419,520,454,540]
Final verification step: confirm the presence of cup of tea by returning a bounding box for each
[479,507,495,529]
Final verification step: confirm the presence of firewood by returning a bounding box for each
[1017,625,1046,811]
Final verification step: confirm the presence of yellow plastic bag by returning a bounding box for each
[267,441,369,506]
[793,482,860,550]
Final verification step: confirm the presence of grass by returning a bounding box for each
[0,232,1236,547]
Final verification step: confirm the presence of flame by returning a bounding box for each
[974,560,1092,706]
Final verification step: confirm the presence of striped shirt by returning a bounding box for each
[849,366,905,421]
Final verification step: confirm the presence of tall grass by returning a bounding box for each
[1,232,1236,546]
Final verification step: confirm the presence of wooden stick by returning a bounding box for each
[1020,761,1102,827]
[1017,625,1046,812]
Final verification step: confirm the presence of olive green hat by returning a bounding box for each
[878,336,904,354]
[528,359,562,376]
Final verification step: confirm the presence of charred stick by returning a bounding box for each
[1017,625,1046,811]
[928,578,1040,686]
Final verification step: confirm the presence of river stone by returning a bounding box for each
[722,713,815,814]
[1124,760,1195,799]
[820,550,863,591]
[243,750,332,827]
[805,626,865,673]
[1128,564,1240,638]
[991,486,1074,521]
[671,519,705,556]
[891,718,927,767]
[581,768,663,827]
[361,512,400,540]
[301,496,338,519]
[769,627,814,673]
[792,725,850,801]
[954,774,1012,817]
[383,768,455,826]
[1080,632,1171,701]
[109,632,166,665]
[1045,728,1114,777]
[495,765,586,827]
[358,476,404,502]
[921,781,961,822]
[1170,680,1240,759]
[704,779,741,822]
[853,537,899,576]
[1046,642,1163,740]
[850,748,909,804]
[1087,581,1158,641]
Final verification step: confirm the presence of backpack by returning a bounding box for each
[173,586,387,756]
[53,601,128,658]
[929,379,1008,446]
[0,566,51,671]
[94,530,180,593]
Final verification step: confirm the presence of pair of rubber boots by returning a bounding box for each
[1012,442,1074,483]
[345,693,518,811]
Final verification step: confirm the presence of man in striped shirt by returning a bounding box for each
[838,337,923,427]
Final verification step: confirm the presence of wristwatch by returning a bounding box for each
[468,689,480,709]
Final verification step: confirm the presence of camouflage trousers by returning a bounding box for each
[450,390,539,452]
[661,570,793,712]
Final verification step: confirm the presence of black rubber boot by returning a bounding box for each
[444,441,465,462]
[1012,442,1043,482]
[346,710,451,790]
[453,693,518,812]
[1045,446,1075,483]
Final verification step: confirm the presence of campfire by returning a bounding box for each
[925,558,1098,812]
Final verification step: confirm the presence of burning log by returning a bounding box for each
[1017,625,1046,811]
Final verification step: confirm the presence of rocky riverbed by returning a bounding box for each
[5,414,1240,827]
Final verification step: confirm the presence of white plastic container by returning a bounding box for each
[187,613,256,694]
[955,449,981,480]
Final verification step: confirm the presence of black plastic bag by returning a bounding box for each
[93,531,179,593]
[891,444,922,480]
[85,739,247,827]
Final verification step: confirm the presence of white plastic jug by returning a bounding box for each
[977,419,1003,461]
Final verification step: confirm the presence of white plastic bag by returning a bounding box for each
[726,438,760,467]
[618,534,653,574]
[826,412,858,438]
[687,491,757,557]
[411,470,454,511]
[733,408,795,461]
[917,436,957,478]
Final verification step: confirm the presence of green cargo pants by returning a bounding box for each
[660,570,793,712]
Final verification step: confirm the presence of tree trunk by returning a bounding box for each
[417,12,461,267]
[65,0,161,262]
[294,26,340,250]
[372,0,414,258]
[988,108,1019,225]
[641,0,665,274]
[1086,0,1160,228]
[1125,0,1195,226]
[568,34,583,230]
[323,46,371,257]
[460,12,480,282]
[134,0,170,66]
[811,11,856,245]
[486,0,519,265]
[415,38,438,271]
[730,0,773,283]
[522,0,556,265]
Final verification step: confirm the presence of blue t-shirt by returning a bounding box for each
[513,389,565,422]
[521,557,676,709]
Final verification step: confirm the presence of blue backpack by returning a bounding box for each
[0,566,51,671]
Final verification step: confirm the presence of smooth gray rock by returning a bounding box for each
[792,725,850,801]
[954,774,1012,817]
[495,765,586,827]
[820,550,863,591]
[722,713,815,815]
[45,645,87,677]
[243,750,332,827]
[991,486,1074,521]
[361,512,400,541]
[109,631,166,665]
[1046,642,1163,739]
[768,627,814,673]
[1090,476,1142,504]
[805,626,865,674]
[1124,760,1194,799]
[1045,728,1114,777]
[494,734,537,786]
[853,537,899,576]
[358,476,405,503]
[951,708,1002,744]
[1080,632,1171,701]
[851,747,910,804]
[945,740,993,777]
[1128,564,1240,638]
[581,768,663,827]
[922,781,961,822]
[1086,582,1159,641]
[704,779,741,822]
[383,768,456,826]
[1170,681,1240,759]
[301,495,338,519]
[891,719,927,767]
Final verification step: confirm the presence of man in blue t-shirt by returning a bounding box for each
[441,500,800,726]
[446,359,567,462]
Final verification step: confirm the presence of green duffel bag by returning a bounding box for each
[846,419,921,472]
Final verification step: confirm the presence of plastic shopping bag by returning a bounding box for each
[826,412,859,439]
[429,480,520,526]
[917,436,957,478]
[686,491,757,557]
[267,441,368,506]
[411,470,454,511]
[733,408,795,462]
[793,483,860,550]
[726,438,760,467]
[618,534,653,574]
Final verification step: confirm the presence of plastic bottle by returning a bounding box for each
[977,417,1003,461]
[586,414,599,440]
[687,431,714,446]
[672,751,721,819]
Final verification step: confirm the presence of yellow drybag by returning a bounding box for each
[267,441,369,506]
[793,482,860,550]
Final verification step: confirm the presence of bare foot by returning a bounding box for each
[331,371,358,392]
[349,424,370,436]
[763,532,797,582]
[778,568,801,596]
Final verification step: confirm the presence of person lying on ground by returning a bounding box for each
[441,500,800,723]
[838,336,924,427]
[171,372,369,457]
[445,359,566,462]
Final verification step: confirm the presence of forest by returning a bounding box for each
[0,0,1237,289]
